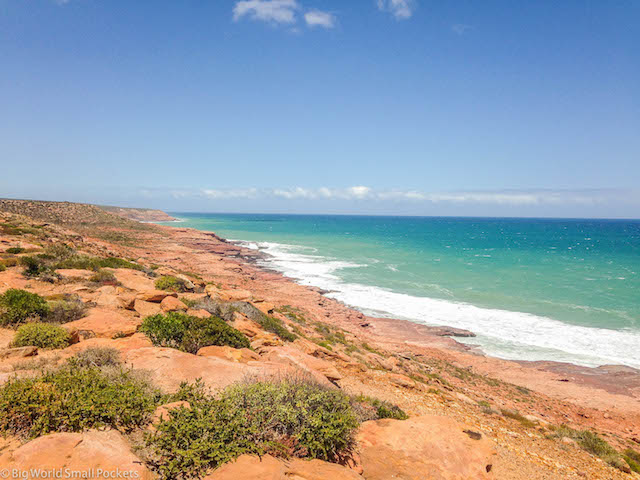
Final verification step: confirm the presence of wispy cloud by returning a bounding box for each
[451,23,472,35]
[304,10,336,28]
[377,0,415,20]
[233,0,299,24]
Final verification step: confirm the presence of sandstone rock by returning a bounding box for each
[188,308,211,319]
[203,454,364,480]
[206,284,252,302]
[250,334,284,351]
[160,296,188,312]
[356,416,496,480]
[62,307,142,339]
[253,301,275,315]
[262,346,342,385]
[124,346,283,392]
[197,345,259,363]
[231,312,263,338]
[56,268,94,280]
[112,269,155,291]
[389,373,417,389]
[118,293,137,310]
[137,290,178,303]
[0,346,38,360]
[0,430,154,480]
[134,299,162,317]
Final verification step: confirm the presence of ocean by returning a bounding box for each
[159,213,640,369]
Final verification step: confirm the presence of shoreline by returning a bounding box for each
[154,223,640,403]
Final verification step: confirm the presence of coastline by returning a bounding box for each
[153,223,640,405]
[2,202,639,479]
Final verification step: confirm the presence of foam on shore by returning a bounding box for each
[236,240,640,369]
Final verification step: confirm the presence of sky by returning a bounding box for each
[1,0,639,218]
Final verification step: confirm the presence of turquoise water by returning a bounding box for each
[160,214,640,368]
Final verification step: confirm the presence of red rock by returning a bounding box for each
[356,416,496,480]
[388,373,417,389]
[197,345,260,363]
[262,345,342,385]
[134,299,162,317]
[188,308,211,318]
[112,269,155,291]
[0,430,154,479]
[55,268,94,280]
[203,454,364,480]
[137,290,178,303]
[62,307,142,339]
[160,296,188,312]
[0,346,38,360]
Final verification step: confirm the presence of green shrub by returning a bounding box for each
[88,269,119,285]
[146,378,359,480]
[12,322,71,349]
[1,257,18,268]
[6,247,25,254]
[351,395,408,421]
[624,449,640,474]
[0,264,5,273]
[140,312,250,353]
[73,347,121,367]
[551,425,626,471]
[500,409,535,428]
[0,289,51,327]
[0,365,158,439]
[20,255,51,278]
[155,276,188,293]
[46,295,87,323]
[257,315,297,342]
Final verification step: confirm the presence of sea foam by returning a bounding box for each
[237,240,640,369]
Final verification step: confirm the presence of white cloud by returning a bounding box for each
[304,10,336,28]
[233,0,299,24]
[202,188,259,199]
[347,186,372,199]
[377,0,415,20]
[451,23,472,35]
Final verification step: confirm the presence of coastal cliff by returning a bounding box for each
[0,200,638,479]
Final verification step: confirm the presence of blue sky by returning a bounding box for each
[1,0,638,217]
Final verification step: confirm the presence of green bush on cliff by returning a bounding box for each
[551,425,627,472]
[0,289,51,327]
[256,315,297,342]
[12,322,71,349]
[155,275,188,293]
[0,365,158,439]
[351,395,408,421]
[140,312,250,353]
[146,378,359,480]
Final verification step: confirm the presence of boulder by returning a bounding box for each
[388,373,417,389]
[203,454,364,480]
[188,308,211,319]
[262,346,342,385]
[0,430,154,480]
[356,416,496,480]
[137,290,178,303]
[197,345,260,363]
[134,299,162,317]
[62,307,142,339]
[112,269,155,291]
[160,296,188,312]
[0,346,38,360]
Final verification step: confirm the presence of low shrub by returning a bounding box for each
[73,347,121,367]
[88,269,119,285]
[146,378,359,480]
[1,257,18,268]
[256,315,297,342]
[140,312,250,353]
[0,264,5,273]
[46,295,88,323]
[20,255,52,278]
[624,449,640,474]
[6,247,25,254]
[351,395,408,421]
[500,409,535,428]
[155,276,188,293]
[0,289,51,327]
[0,365,158,439]
[551,425,626,471]
[12,322,71,349]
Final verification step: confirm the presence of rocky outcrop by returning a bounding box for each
[203,454,364,480]
[0,430,154,479]
[197,345,260,363]
[62,307,142,339]
[160,296,188,312]
[356,416,496,480]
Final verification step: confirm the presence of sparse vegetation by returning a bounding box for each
[0,288,51,327]
[12,322,72,349]
[140,312,250,353]
[155,275,189,293]
[73,347,122,367]
[255,314,297,342]
[0,364,158,439]
[352,395,408,421]
[500,409,535,428]
[5,247,24,254]
[623,448,640,473]
[46,295,88,323]
[146,377,359,480]
[88,269,120,285]
[550,425,627,472]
